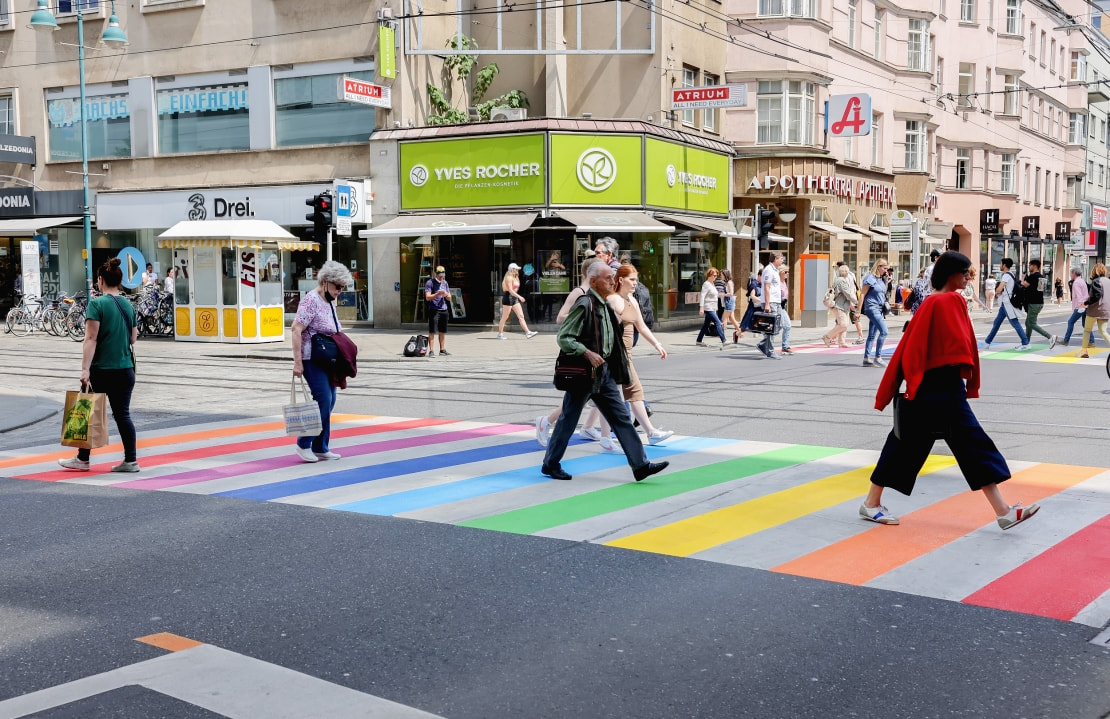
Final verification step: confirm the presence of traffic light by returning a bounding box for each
[756,207,776,250]
[305,192,333,244]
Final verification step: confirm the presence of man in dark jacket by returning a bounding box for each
[541,262,669,483]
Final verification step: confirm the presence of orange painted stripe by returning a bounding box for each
[0,413,372,472]
[771,463,1104,586]
[135,632,204,652]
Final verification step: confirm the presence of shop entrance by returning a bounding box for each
[0,237,17,314]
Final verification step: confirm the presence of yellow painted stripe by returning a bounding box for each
[1043,347,1108,364]
[606,455,958,557]
[135,632,204,652]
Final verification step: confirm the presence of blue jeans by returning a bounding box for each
[1062,309,1094,345]
[778,305,792,350]
[544,363,649,473]
[697,310,726,343]
[984,306,1029,345]
[863,306,888,360]
[297,360,337,453]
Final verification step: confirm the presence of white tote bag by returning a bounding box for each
[283,377,323,437]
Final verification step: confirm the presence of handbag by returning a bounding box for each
[60,384,109,449]
[553,297,600,393]
[751,310,779,335]
[311,303,341,370]
[283,377,323,437]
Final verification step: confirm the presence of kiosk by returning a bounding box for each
[157,220,318,343]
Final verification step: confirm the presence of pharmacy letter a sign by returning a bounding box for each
[827,94,871,138]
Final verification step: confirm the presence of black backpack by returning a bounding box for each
[1006,272,1025,311]
[403,334,430,357]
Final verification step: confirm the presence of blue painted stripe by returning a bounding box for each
[214,437,575,502]
[332,437,735,516]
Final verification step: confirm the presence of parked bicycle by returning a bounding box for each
[130,285,174,337]
[5,294,47,336]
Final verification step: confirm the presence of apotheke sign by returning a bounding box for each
[747,174,895,204]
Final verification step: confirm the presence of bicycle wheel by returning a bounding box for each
[7,308,32,337]
[51,309,69,336]
[66,311,86,341]
[41,309,59,336]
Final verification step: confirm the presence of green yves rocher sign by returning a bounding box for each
[400,134,546,210]
[645,139,729,215]
[549,134,643,206]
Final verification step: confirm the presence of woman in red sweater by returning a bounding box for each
[861,251,1039,531]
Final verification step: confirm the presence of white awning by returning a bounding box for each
[810,220,864,240]
[868,225,891,236]
[731,228,794,243]
[0,216,81,236]
[359,213,537,237]
[158,220,297,241]
[655,213,742,237]
[551,210,674,233]
[927,221,955,239]
[844,223,880,240]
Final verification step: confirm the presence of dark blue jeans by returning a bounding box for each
[697,310,726,343]
[1062,309,1094,345]
[984,305,1029,345]
[544,363,649,473]
[77,367,136,463]
[297,360,337,453]
[863,305,888,360]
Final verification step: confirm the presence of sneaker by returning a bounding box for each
[1017,344,1032,351]
[859,503,900,525]
[696,341,707,347]
[427,350,436,357]
[110,461,141,473]
[497,333,506,339]
[781,347,795,355]
[57,457,90,472]
[719,343,727,351]
[314,451,341,460]
[854,338,865,345]
[862,358,875,366]
[599,436,623,454]
[295,446,319,463]
[647,429,674,445]
[1049,336,1059,349]
[997,502,1040,530]
[983,343,993,350]
[579,426,603,442]
[525,331,539,339]
[438,349,451,356]
[873,357,887,367]
[536,415,551,448]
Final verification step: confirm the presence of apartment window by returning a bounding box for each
[758,0,816,18]
[1060,47,1065,75]
[1100,165,1105,187]
[0,1,9,26]
[1089,160,1095,184]
[0,95,11,135]
[1028,23,1036,56]
[682,67,697,126]
[1035,166,1042,203]
[907,19,930,71]
[1001,153,1015,193]
[1102,118,1107,144]
[1024,164,1030,200]
[47,92,130,161]
[844,136,854,162]
[1040,31,1046,62]
[157,83,249,154]
[1067,176,1078,206]
[1049,39,1056,69]
[958,63,974,107]
[275,69,377,147]
[874,9,884,58]
[703,73,718,132]
[956,148,971,188]
[1070,52,1087,81]
[1091,110,1097,138]
[848,0,857,49]
[1053,173,1059,208]
[1069,113,1085,144]
[871,113,881,166]
[756,80,814,145]
[905,120,926,170]
[1003,75,1019,115]
[57,0,99,14]
[936,58,945,95]
[960,0,975,21]
[1005,0,1020,34]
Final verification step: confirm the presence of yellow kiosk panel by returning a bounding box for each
[260,307,283,337]
[175,307,190,336]
[241,308,258,338]
[223,309,239,338]
[195,308,219,337]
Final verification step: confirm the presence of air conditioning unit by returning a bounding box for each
[489,107,527,121]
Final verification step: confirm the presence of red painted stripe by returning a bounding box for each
[963,514,1110,621]
[15,418,457,483]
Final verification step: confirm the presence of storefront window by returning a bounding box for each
[810,231,830,253]
[47,94,131,161]
[275,70,377,147]
[843,240,858,274]
[157,84,249,154]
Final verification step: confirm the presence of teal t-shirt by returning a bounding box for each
[87,295,136,370]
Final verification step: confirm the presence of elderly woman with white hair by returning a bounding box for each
[291,260,353,463]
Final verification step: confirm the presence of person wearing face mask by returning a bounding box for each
[291,260,354,463]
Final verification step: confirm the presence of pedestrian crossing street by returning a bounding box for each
[784,337,1109,365]
[4,415,1110,627]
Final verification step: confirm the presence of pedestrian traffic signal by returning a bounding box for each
[757,208,776,250]
[305,192,333,244]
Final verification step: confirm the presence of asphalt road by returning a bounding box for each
[1,319,1108,718]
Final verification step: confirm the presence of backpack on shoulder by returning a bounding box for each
[1007,272,1026,311]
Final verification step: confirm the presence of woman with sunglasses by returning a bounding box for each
[291,260,353,463]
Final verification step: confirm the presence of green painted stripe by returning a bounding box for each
[458,444,848,535]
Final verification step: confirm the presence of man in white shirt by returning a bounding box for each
[141,263,158,288]
[983,257,1030,349]
[921,249,940,297]
[758,252,785,359]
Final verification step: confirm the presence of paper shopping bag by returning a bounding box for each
[283,377,322,437]
[60,386,109,449]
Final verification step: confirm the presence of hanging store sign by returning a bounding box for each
[1022,216,1040,237]
[1055,221,1071,242]
[746,174,895,205]
[671,84,747,109]
[826,94,872,138]
[979,208,1000,235]
[0,134,37,165]
[1092,205,1108,230]
[378,25,397,79]
[341,77,392,109]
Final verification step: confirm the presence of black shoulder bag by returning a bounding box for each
[311,302,341,371]
[553,297,600,393]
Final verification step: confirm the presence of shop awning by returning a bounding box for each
[809,221,864,240]
[868,225,890,236]
[157,220,314,251]
[731,228,794,243]
[0,216,81,236]
[844,223,880,240]
[551,210,674,233]
[359,213,537,237]
[655,213,742,237]
[926,221,955,239]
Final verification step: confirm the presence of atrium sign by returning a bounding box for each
[671,85,747,109]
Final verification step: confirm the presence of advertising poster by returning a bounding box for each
[538,250,570,293]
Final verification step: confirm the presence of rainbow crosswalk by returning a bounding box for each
[785,337,1110,365]
[5,415,1110,627]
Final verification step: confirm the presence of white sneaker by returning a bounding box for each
[295,446,319,463]
[314,451,341,460]
[536,415,551,448]
[525,331,539,339]
[1049,336,1059,349]
[57,457,90,471]
[696,341,707,347]
[997,502,1040,530]
[647,429,674,445]
[859,503,900,525]
[1017,344,1032,351]
[599,435,622,454]
[497,333,506,339]
[579,426,603,442]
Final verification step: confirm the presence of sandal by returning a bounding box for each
[1080,352,1090,358]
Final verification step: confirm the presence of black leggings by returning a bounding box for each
[78,367,137,463]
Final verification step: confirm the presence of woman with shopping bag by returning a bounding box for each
[58,258,139,473]
[290,261,354,463]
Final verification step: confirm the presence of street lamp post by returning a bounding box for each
[31,0,127,292]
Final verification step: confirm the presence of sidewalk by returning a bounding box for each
[0,388,64,436]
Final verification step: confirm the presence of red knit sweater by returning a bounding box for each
[875,291,980,410]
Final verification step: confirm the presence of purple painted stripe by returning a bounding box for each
[112,424,527,491]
